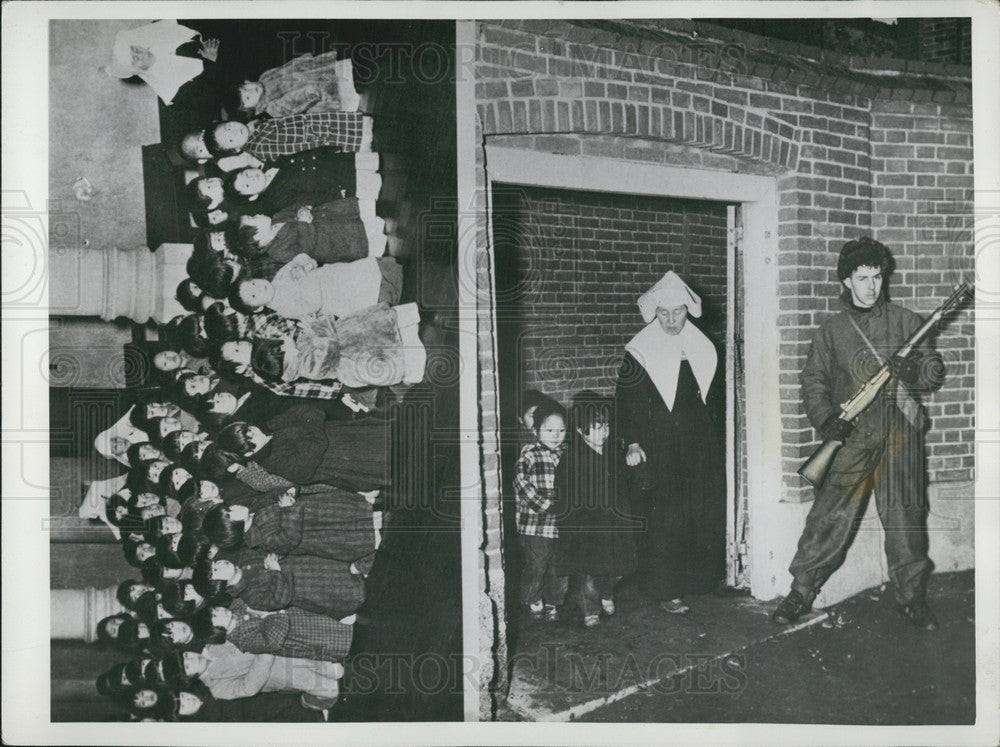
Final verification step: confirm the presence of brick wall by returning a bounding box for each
[870,99,976,485]
[916,19,972,65]
[493,184,728,405]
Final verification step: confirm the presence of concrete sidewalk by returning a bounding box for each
[503,571,975,722]
[503,581,828,721]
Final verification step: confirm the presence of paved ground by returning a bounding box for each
[501,570,974,724]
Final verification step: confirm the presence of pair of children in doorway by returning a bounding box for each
[513,390,638,628]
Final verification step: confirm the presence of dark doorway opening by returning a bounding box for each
[490,182,736,658]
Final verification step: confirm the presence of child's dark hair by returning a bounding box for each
[180,439,212,476]
[117,616,152,650]
[127,490,164,514]
[145,417,173,449]
[249,338,286,382]
[96,663,130,697]
[204,120,241,157]
[187,251,240,300]
[96,612,135,646]
[521,389,559,418]
[143,515,178,543]
[209,344,241,380]
[129,685,176,720]
[221,85,254,123]
[177,129,207,164]
[122,536,152,568]
[178,531,215,565]
[185,177,220,212]
[160,579,214,618]
[156,533,184,569]
[190,205,231,229]
[192,558,231,600]
[162,430,196,463]
[128,405,155,433]
[158,464,193,499]
[200,411,231,435]
[123,658,155,689]
[223,167,260,203]
[215,421,256,457]
[204,301,243,344]
[235,217,273,257]
[150,620,203,653]
[198,442,242,481]
[226,274,260,316]
[126,442,158,469]
[201,503,246,549]
[190,605,229,644]
[140,556,174,588]
[174,314,212,358]
[170,679,216,721]
[127,460,167,493]
[116,579,152,610]
[157,652,191,686]
[175,475,201,505]
[176,278,205,314]
[193,226,239,256]
[171,371,205,411]
[530,400,566,435]
[106,491,133,526]
[160,317,185,353]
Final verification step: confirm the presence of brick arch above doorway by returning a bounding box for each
[477,83,802,175]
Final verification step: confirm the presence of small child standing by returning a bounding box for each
[556,391,638,627]
[512,400,568,621]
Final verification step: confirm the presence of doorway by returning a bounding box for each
[490,179,748,647]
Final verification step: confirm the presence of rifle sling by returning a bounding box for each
[846,313,923,429]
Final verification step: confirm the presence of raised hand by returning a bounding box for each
[199,38,220,62]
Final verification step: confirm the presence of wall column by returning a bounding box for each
[49,243,192,324]
[51,586,124,643]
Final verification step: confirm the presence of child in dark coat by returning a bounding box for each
[201,483,377,564]
[556,391,639,627]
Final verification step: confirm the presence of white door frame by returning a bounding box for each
[484,145,783,599]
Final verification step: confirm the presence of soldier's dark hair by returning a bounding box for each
[837,236,895,282]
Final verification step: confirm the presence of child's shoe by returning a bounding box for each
[528,601,544,620]
[583,614,600,628]
[601,599,616,616]
[543,604,559,622]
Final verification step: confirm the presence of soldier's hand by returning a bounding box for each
[820,415,853,443]
[625,443,647,467]
[889,352,921,385]
[263,553,281,571]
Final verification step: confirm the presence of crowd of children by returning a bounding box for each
[513,390,640,628]
[86,43,428,721]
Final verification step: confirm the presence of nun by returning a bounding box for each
[94,405,149,466]
[613,271,726,615]
[104,20,219,106]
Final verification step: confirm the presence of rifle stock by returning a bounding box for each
[799,438,844,488]
[796,283,971,489]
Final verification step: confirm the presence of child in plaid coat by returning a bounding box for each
[512,399,568,621]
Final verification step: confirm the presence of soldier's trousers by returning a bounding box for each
[789,413,932,606]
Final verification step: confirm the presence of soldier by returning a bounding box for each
[772,237,945,630]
